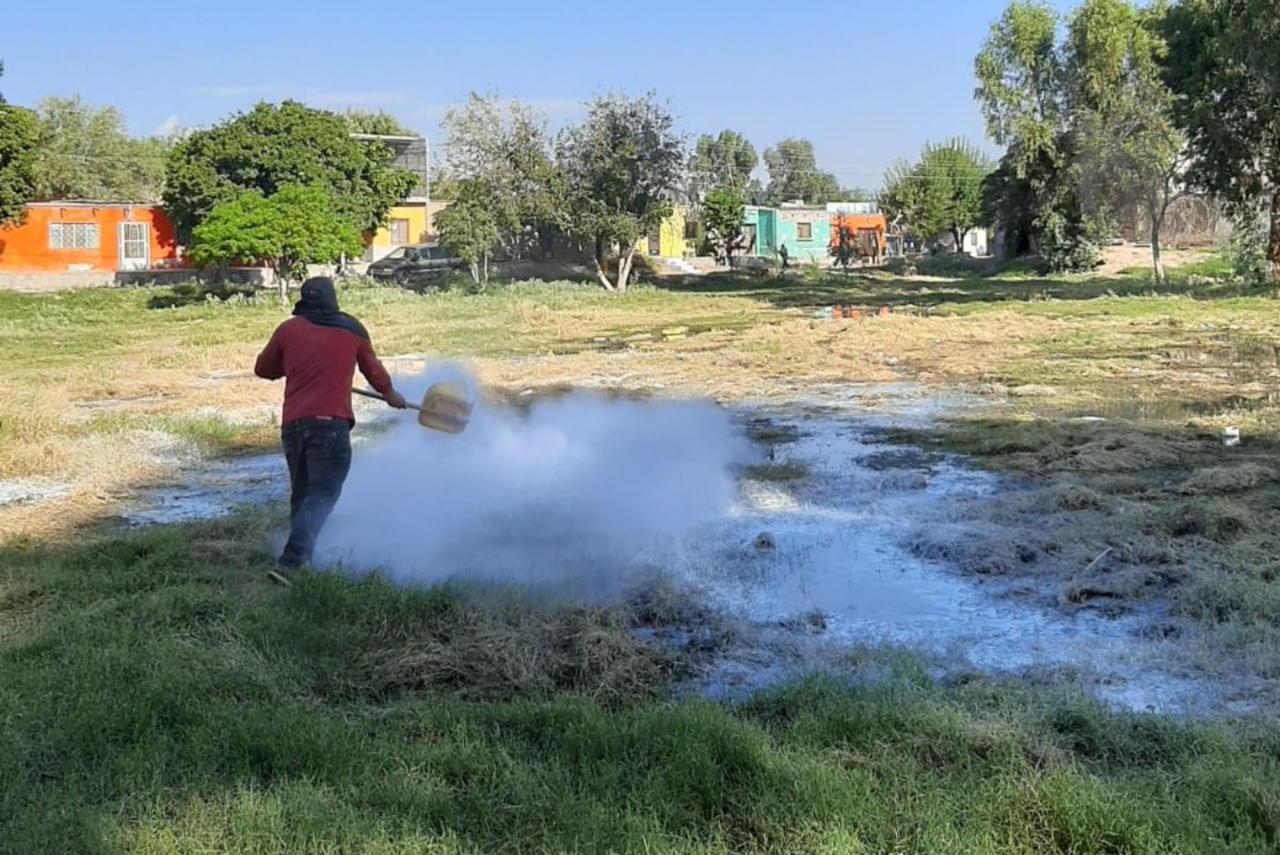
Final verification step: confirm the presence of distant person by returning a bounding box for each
[254,277,407,584]
[779,243,790,269]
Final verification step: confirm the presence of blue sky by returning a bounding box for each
[2,0,1075,189]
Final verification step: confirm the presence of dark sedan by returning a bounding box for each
[367,244,466,285]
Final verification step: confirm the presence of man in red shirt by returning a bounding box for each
[254,276,407,584]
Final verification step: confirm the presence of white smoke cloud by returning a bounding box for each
[315,364,752,598]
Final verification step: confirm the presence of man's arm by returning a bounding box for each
[254,327,285,380]
[356,340,406,408]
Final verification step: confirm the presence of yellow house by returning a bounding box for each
[636,206,696,257]
[367,203,428,261]
[365,201,452,261]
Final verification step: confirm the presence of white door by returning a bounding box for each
[117,222,149,270]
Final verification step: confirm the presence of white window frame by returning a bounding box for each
[48,222,100,250]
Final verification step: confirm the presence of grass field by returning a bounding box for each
[4,255,1280,852]
[3,518,1279,854]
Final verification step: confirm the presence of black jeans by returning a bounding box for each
[279,418,352,568]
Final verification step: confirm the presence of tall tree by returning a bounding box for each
[441,93,566,259]
[436,181,501,288]
[1163,0,1280,282]
[164,100,416,243]
[187,184,362,304]
[1066,0,1186,283]
[341,108,416,137]
[557,92,684,292]
[30,95,167,202]
[976,1,1109,270]
[975,1,1070,253]
[689,130,758,201]
[763,138,840,205]
[0,64,39,225]
[702,186,746,264]
[882,139,991,251]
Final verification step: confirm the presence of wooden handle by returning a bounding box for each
[352,387,422,412]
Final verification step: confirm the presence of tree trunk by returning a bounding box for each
[1269,186,1280,284]
[468,260,480,284]
[953,227,965,254]
[482,251,489,286]
[275,260,289,307]
[593,259,615,291]
[616,243,636,293]
[1150,208,1166,286]
[593,234,615,290]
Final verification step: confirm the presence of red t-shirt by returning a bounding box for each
[254,317,393,426]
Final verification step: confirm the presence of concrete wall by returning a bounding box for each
[366,200,453,261]
[743,207,779,257]
[935,229,991,257]
[0,267,270,293]
[637,207,692,257]
[776,208,830,261]
[0,203,181,273]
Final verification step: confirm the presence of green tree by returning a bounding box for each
[0,65,39,225]
[1066,0,1185,283]
[164,100,416,244]
[187,184,361,304]
[702,186,746,264]
[976,1,1106,269]
[689,130,758,201]
[832,187,879,203]
[1163,0,1280,282]
[763,138,840,205]
[441,93,566,260]
[557,92,684,292]
[29,95,167,202]
[341,108,416,137]
[882,139,991,252]
[436,182,501,288]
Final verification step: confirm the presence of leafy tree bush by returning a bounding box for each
[557,92,683,292]
[441,94,566,260]
[30,95,166,202]
[187,184,361,304]
[436,183,501,288]
[0,107,38,225]
[164,101,416,244]
[882,138,991,252]
[702,186,746,264]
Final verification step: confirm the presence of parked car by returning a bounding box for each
[367,244,466,285]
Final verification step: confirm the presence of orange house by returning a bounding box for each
[828,213,887,256]
[0,202,181,273]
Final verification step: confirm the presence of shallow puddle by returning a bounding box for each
[114,383,1255,716]
[680,407,1231,715]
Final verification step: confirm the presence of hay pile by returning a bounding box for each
[362,598,688,704]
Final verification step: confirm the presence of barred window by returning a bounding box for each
[49,223,99,250]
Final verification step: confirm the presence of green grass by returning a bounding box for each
[2,515,1278,854]
[1120,251,1236,283]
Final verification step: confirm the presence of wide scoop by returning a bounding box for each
[416,381,472,434]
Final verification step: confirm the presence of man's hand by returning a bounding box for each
[384,389,408,409]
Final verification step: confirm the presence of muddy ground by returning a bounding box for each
[35,379,1273,719]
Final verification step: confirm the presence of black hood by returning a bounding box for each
[292,277,369,341]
